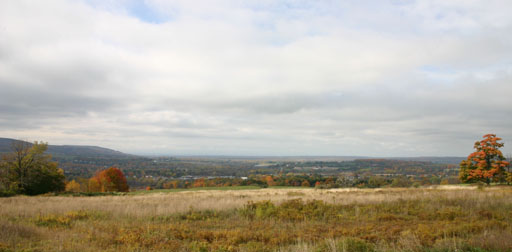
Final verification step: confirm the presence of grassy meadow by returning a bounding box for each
[1,186,512,252]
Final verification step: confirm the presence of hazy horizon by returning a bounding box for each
[1,1,511,156]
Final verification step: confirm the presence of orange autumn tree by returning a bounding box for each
[65,180,81,193]
[264,175,276,186]
[459,134,510,185]
[89,167,129,192]
[192,178,206,188]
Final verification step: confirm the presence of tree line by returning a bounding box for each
[1,134,511,196]
[0,141,129,196]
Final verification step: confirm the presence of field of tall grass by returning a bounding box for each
[1,186,512,251]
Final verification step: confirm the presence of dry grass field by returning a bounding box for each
[1,186,512,251]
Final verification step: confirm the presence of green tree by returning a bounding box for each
[459,134,510,185]
[0,141,65,195]
[368,176,387,188]
[390,176,412,188]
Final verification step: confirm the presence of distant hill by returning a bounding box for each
[0,138,133,158]
[390,156,465,165]
[175,155,368,162]
[174,155,463,164]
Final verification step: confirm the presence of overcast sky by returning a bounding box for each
[1,0,511,156]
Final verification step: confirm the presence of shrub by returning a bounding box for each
[32,211,93,228]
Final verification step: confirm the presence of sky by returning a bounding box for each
[0,0,511,157]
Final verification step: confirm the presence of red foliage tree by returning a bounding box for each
[459,134,509,185]
[89,167,129,192]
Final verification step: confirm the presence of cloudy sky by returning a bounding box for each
[1,0,511,156]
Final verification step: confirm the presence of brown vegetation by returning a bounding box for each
[1,186,511,251]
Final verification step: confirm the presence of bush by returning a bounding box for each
[240,200,277,219]
[0,190,15,198]
[315,238,375,252]
[33,211,92,228]
[337,238,375,252]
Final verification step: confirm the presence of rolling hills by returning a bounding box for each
[0,137,133,158]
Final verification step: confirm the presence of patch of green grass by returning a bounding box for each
[54,191,128,197]
[270,186,314,189]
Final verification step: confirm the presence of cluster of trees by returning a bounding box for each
[0,140,130,196]
[291,159,458,177]
[65,167,129,193]
[59,157,257,182]
[57,155,458,184]
[459,134,511,185]
[135,173,461,190]
[1,134,510,196]
[124,135,510,189]
[0,142,65,196]
[120,159,460,190]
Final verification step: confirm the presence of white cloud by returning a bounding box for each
[0,0,511,156]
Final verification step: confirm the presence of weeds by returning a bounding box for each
[1,187,511,251]
[32,210,99,228]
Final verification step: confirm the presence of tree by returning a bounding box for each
[89,167,129,192]
[193,178,206,188]
[264,175,276,186]
[88,176,101,192]
[301,180,310,187]
[390,176,412,188]
[368,176,387,188]
[507,154,512,184]
[459,134,510,185]
[65,180,81,193]
[0,141,65,195]
[0,158,10,196]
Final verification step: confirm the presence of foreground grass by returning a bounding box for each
[1,186,511,251]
